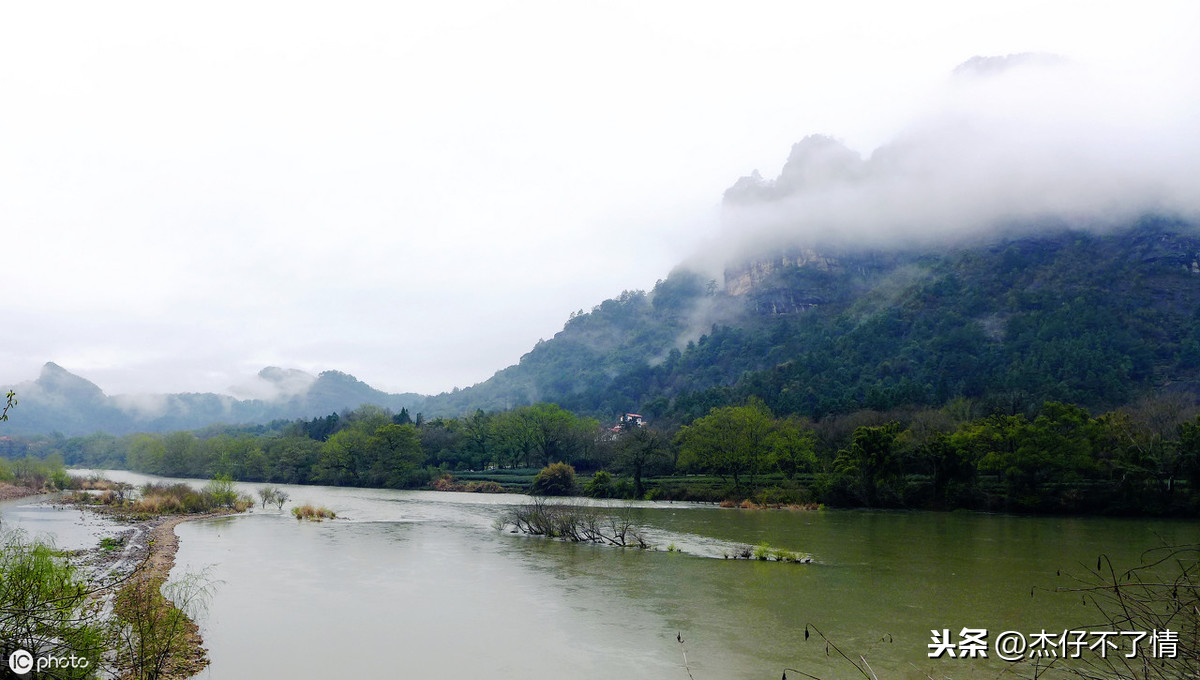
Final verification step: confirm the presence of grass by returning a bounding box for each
[429,475,508,493]
[724,542,812,564]
[66,480,253,517]
[291,504,336,521]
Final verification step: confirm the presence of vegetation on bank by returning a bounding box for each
[67,476,254,518]
[0,496,221,679]
[6,389,1200,515]
[0,453,74,495]
[0,531,106,679]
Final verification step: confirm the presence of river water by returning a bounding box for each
[1,471,1194,679]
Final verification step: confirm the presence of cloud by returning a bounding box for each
[718,53,1200,260]
[228,367,317,401]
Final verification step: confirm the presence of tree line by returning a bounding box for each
[4,394,1200,514]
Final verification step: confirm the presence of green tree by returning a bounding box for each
[676,399,774,487]
[975,403,1097,507]
[583,470,615,498]
[530,462,578,496]
[0,532,105,679]
[313,428,369,486]
[366,423,424,488]
[832,422,903,507]
[768,416,817,479]
[126,434,166,475]
[614,427,669,498]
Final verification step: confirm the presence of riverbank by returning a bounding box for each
[64,503,238,680]
[119,512,221,679]
[0,481,46,501]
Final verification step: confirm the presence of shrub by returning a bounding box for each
[203,475,238,509]
[291,505,336,521]
[498,499,650,548]
[583,471,614,498]
[530,462,577,496]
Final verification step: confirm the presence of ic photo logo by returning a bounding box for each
[7,649,34,674]
[6,648,90,675]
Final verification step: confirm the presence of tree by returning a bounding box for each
[583,470,615,498]
[366,423,424,488]
[832,422,903,507]
[973,403,1097,507]
[530,462,577,496]
[769,416,817,480]
[202,475,238,509]
[272,489,290,510]
[0,531,105,680]
[313,428,369,486]
[676,400,774,487]
[614,427,669,498]
[257,486,278,509]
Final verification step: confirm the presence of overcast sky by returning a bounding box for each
[2,1,1196,397]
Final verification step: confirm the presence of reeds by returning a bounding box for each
[291,504,337,521]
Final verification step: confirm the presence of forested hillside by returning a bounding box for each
[424,215,1200,424]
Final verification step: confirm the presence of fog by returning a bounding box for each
[1,2,1195,397]
[717,53,1200,263]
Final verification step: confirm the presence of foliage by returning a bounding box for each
[676,399,774,486]
[530,462,578,496]
[1,390,15,422]
[0,531,105,679]
[113,571,214,680]
[291,504,336,521]
[830,422,903,507]
[111,482,251,516]
[201,475,241,509]
[583,470,615,498]
[613,427,670,497]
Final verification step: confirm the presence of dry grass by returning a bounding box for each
[66,481,252,517]
[720,498,822,511]
[291,504,336,521]
[429,475,507,493]
[75,475,120,491]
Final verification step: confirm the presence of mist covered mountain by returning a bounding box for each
[10,212,1200,436]
[10,54,1200,435]
[2,363,425,435]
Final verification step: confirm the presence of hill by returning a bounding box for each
[420,214,1200,424]
[1,364,425,435]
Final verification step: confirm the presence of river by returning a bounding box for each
[1,470,1193,679]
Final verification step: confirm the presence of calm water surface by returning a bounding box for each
[2,471,1194,679]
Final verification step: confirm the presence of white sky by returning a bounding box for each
[2,1,1196,397]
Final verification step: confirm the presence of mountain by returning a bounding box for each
[10,214,1200,436]
[415,213,1200,424]
[2,364,425,436]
